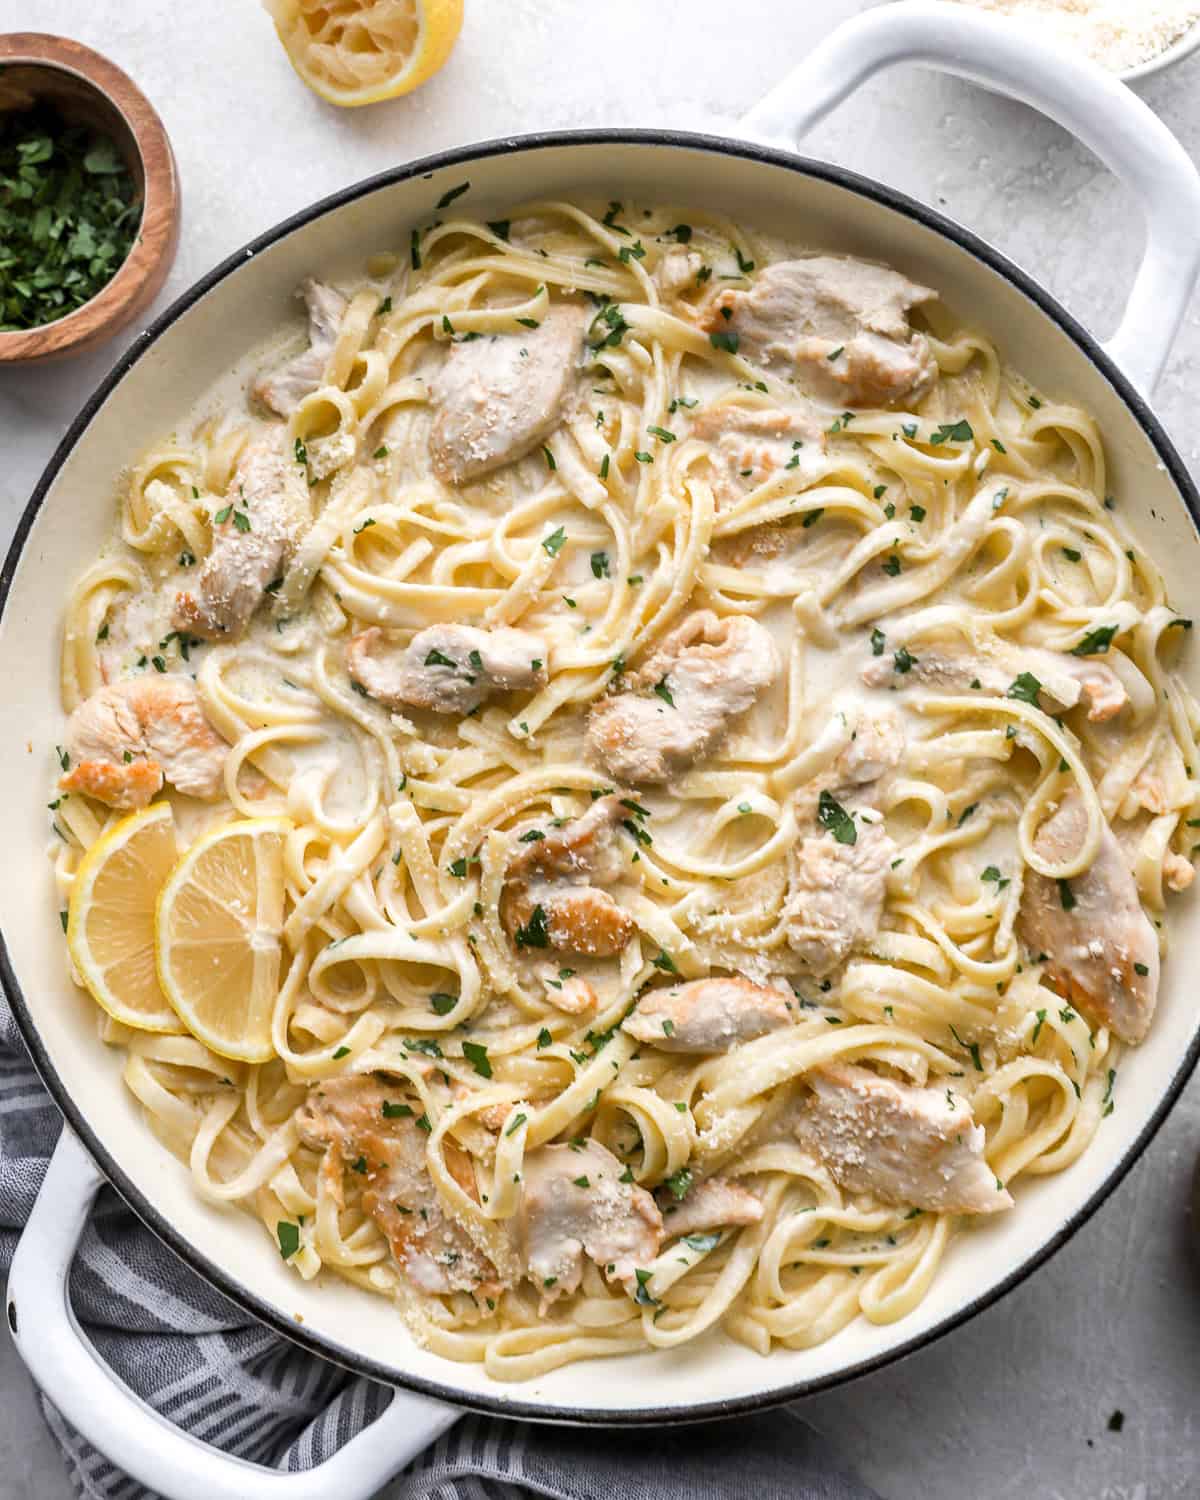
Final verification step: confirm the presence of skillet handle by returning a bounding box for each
[7,1129,459,1500]
[741,0,1200,396]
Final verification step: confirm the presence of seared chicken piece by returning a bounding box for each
[347,623,547,716]
[862,639,1128,723]
[518,1140,662,1306]
[655,246,703,298]
[783,820,896,976]
[174,440,312,641]
[792,1063,1013,1215]
[587,611,779,785]
[658,1175,763,1238]
[298,1076,502,1296]
[500,795,635,958]
[60,675,227,810]
[622,977,792,1053]
[429,304,588,484]
[784,708,903,974]
[701,257,937,409]
[252,279,347,416]
[1017,791,1159,1043]
[690,399,827,507]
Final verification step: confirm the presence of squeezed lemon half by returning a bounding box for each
[262,0,464,107]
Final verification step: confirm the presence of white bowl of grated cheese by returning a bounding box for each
[935,1,1200,82]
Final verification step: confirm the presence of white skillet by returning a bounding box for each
[4,5,1200,1495]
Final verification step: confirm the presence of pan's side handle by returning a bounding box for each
[7,1129,459,1500]
[741,0,1200,396]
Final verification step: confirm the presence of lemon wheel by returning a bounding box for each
[156,818,292,1063]
[67,802,183,1033]
[262,0,464,108]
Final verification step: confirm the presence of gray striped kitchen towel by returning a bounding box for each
[0,993,878,1500]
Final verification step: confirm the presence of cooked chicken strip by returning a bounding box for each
[1017,790,1159,1043]
[347,623,548,715]
[518,1140,662,1306]
[60,675,227,810]
[862,638,1128,723]
[622,977,792,1052]
[587,611,779,785]
[690,399,827,507]
[701,257,937,409]
[792,1063,1013,1215]
[500,795,635,958]
[252,279,348,416]
[784,709,903,974]
[298,1076,503,1296]
[430,304,588,484]
[658,1176,763,1239]
[784,819,896,976]
[173,439,312,641]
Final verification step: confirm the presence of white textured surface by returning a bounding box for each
[2,2,1200,1498]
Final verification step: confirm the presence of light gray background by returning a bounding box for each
[1,2,1199,1496]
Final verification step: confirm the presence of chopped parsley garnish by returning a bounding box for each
[541,444,556,469]
[353,517,376,534]
[425,648,457,669]
[1057,878,1077,911]
[664,1167,694,1201]
[518,828,545,843]
[276,1222,301,1261]
[537,1027,553,1049]
[647,425,676,442]
[406,1038,444,1059]
[487,219,510,241]
[461,1041,492,1079]
[1071,624,1118,656]
[802,508,824,529]
[817,789,856,846]
[591,550,610,578]
[332,1046,350,1060]
[653,676,675,708]
[684,1232,721,1252]
[505,1112,527,1137]
[882,554,902,577]
[929,419,974,445]
[430,992,457,1015]
[709,329,739,354]
[0,107,140,331]
[382,1101,413,1119]
[1062,547,1081,563]
[893,646,917,675]
[909,504,926,522]
[541,525,566,557]
[1007,671,1043,706]
[515,904,550,948]
[871,627,886,656]
[651,950,679,974]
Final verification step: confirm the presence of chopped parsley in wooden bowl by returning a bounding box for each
[0,103,141,331]
[0,34,179,364]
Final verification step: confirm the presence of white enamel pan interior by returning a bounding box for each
[5,6,1200,1497]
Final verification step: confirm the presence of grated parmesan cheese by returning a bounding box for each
[946,0,1200,72]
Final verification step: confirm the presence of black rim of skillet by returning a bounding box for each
[3,127,1200,1428]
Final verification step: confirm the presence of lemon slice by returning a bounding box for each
[67,803,184,1034]
[156,818,292,1063]
[263,0,464,108]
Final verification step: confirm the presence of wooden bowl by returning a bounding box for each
[0,34,180,364]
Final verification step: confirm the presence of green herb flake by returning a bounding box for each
[709,330,739,355]
[515,904,550,948]
[542,525,567,556]
[929,419,974,445]
[1071,624,1118,657]
[277,1221,301,1261]
[461,1040,492,1079]
[817,789,857,846]
[664,1167,693,1201]
[871,627,886,657]
[1007,671,1043,706]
